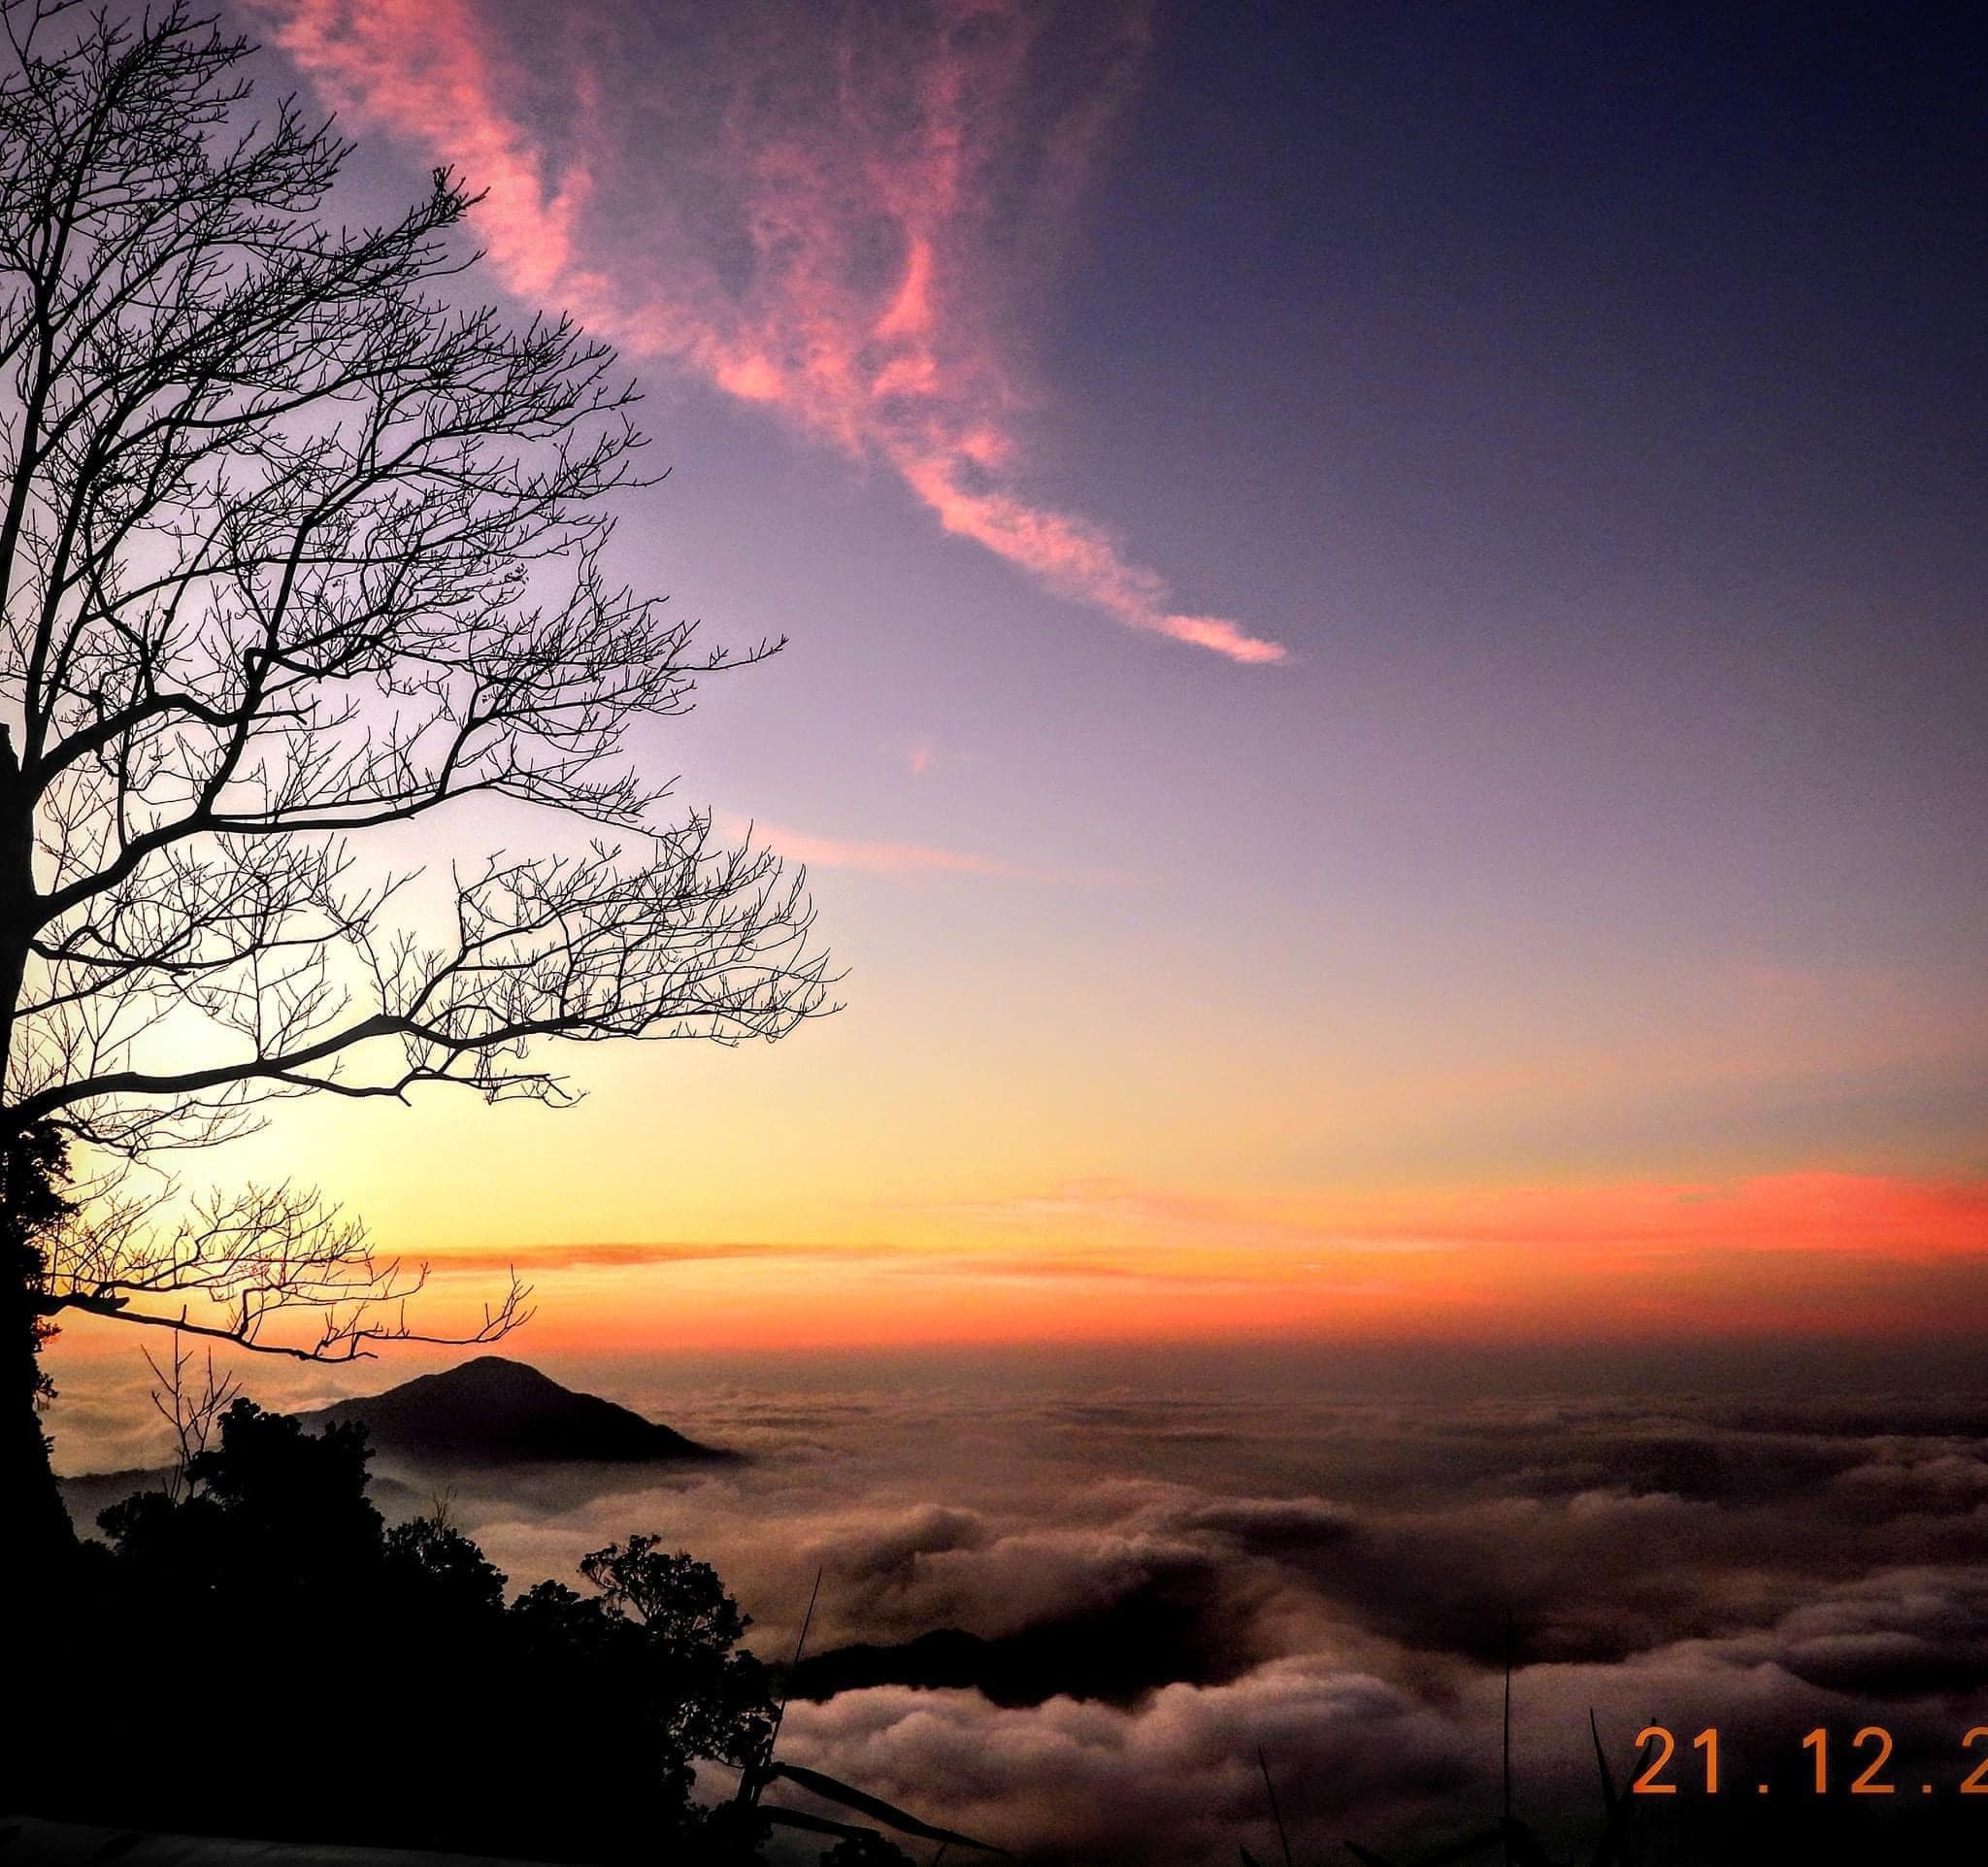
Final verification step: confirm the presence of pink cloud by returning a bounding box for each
[258,0,589,302]
[740,818,1020,880]
[250,0,1285,664]
[718,815,1132,885]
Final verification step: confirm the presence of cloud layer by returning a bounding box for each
[54,1350,1988,1862]
[249,0,1284,663]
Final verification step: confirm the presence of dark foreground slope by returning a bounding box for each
[0,1814,554,1864]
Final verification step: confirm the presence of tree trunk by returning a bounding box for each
[1,1221,72,1565]
[0,724,72,1579]
[0,1220,71,1827]
[0,738,79,1835]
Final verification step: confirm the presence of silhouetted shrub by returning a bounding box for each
[39,1397,772,1864]
[820,1834,916,1867]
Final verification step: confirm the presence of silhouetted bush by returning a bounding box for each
[819,1834,916,1867]
[39,1398,772,1864]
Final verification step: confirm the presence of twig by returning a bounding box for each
[1258,1745,1293,1867]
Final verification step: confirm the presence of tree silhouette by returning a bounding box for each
[819,1836,916,1867]
[0,0,830,1546]
[2,1117,71,1560]
[54,1394,776,1861]
[581,1534,774,1764]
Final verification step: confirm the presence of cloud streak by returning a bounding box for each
[712,813,1131,883]
[933,1170,1988,1260]
[746,820,1025,879]
[420,1240,901,1276]
[252,0,1285,663]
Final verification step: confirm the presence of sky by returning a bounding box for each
[142,0,1988,1356]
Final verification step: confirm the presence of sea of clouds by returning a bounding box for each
[50,1345,1988,1863]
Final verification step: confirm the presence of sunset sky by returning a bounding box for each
[144,0,1988,1354]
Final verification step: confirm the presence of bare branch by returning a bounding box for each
[142,1334,239,1499]
[0,4,833,1375]
[37,1173,533,1359]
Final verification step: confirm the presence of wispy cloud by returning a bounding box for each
[422,1239,1208,1285]
[929,1171,1988,1259]
[761,827,1021,878]
[724,815,1022,879]
[251,0,1285,663]
[420,1241,896,1277]
[717,813,1131,884]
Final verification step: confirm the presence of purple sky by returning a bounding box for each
[174,0,1988,1347]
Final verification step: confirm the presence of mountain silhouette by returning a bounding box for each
[294,1355,735,1466]
[789,1567,1237,1708]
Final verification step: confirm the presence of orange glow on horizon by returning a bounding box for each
[358,1169,1988,1355]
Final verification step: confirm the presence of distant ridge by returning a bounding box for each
[788,1569,1234,1709]
[295,1354,736,1467]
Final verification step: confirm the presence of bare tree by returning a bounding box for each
[141,1333,238,1501]
[0,0,831,1545]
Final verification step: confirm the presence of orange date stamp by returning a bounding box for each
[1632,1725,1988,1797]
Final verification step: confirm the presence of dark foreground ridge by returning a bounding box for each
[0,1814,556,1864]
[295,1354,737,1466]
[60,1463,425,1530]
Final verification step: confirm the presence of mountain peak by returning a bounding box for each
[297,1356,733,1467]
[436,1354,562,1390]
